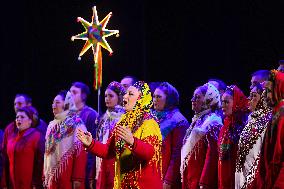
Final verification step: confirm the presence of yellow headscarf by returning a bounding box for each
[114,81,156,188]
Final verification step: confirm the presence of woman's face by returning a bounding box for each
[221,92,234,117]
[264,81,274,107]
[16,111,32,131]
[105,89,119,109]
[52,95,65,116]
[248,86,261,112]
[153,88,167,111]
[191,88,205,113]
[123,86,140,111]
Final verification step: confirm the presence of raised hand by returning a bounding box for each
[116,126,134,146]
[77,128,92,146]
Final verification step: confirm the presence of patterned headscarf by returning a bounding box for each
[190,83,221,124]
[227,85,249,115]
[115,81,154,154]
[64,91,77,111]
[132,81,153,112]
[203,82,221,110]
[107,81,126,106]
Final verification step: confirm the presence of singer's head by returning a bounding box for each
[123,81,152,112]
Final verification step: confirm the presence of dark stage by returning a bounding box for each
[1,0,283,126]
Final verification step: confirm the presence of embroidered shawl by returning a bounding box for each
[43,95,87,187]
[181,83,222,179]
[235,93,272,188]
[95,105,124,179]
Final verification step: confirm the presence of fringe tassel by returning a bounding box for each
[44,142,82,188]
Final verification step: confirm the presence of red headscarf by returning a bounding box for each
[218,85,248,160]
[218,85,249,189]
[267,70,284,139]
[262,67,284,188]
[271,70,284,107]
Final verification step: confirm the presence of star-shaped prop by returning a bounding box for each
[71,6,119,89]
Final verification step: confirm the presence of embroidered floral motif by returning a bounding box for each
[96,105,125,142]
[45,112,83,155]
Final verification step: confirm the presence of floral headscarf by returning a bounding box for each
[44,92,86,187]
[190,83,221,125]
[107,81,126,106]
[203,82,221,110]
[64,91,77,111]
[115,81,154,154]
[132,81,153,112]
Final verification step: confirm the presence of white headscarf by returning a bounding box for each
[202,82,221,110]
[64,91,77,111]
[181,82,222,180]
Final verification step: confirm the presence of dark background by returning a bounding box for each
[1,0,283,127]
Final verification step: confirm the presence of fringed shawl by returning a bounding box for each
[181,111,222,180]
[43,110,87,188]
[181,82,222,178]
[235,93,272,188]
[95,105,124,179]
[96,105,125,143]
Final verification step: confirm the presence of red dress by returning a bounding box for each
[95,106,124,189]
[87,119,163,189]
[43,111,87,189]
[2,127,44,189]
[96,158,115,189]
[181,111,222,189]
[262,102,284,189]
[45,150,87,189]
[218,85,248,189]
[262,71,284,189]
[155,109,189,187]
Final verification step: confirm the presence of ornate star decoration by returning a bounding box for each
[71,6,119,61]
[71,6,119,89]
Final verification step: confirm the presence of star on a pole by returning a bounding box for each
[71,6,119,89]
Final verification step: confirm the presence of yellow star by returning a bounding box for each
[71,6,119,89]
[72,6,119,60]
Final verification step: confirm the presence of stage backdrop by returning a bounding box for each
[0,0,283,127]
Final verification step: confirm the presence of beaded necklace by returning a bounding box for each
[236,96,272,171]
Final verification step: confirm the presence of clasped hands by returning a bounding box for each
[77,126,134,147]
